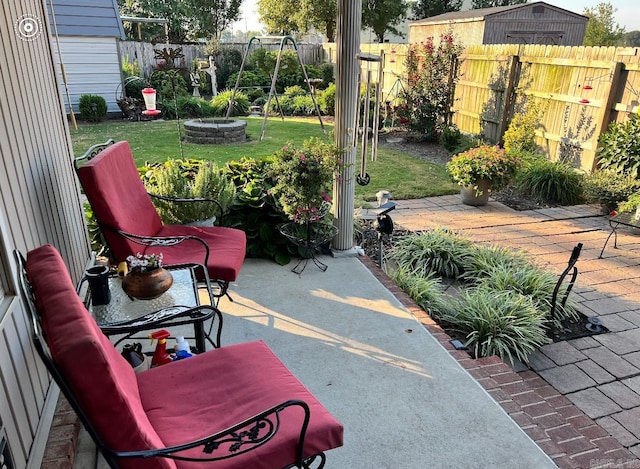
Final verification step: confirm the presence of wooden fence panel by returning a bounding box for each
[120,41,324,81]
[319,43,640,171]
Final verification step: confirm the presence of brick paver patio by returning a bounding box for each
[377,195,640,468]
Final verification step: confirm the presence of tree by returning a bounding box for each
[361,0,409,43]
[118,0,191,43]
[411,0,462,21]
[620,30,640,47]
[304,0,337,42]
[582,2,625,46]
[471,0,526,8]
[186,0,243,40]
[118,0,242,42]
[257,0,336,41]
[257,0,300,35]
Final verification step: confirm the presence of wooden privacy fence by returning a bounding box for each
[322,43,640,172]
[119,41,324,79]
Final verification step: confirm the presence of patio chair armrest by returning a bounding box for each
[117,230,210,269]
[111,400,314,466]
[148,192,225,225]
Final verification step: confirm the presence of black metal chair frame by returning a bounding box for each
[549,243,582,321]
[14,250,326,469]
[74,139,233,303]
[599,212,640,258]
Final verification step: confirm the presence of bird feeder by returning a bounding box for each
[142,87,160,116]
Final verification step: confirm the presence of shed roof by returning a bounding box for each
[410,1,588,25]
[47,0,125,38]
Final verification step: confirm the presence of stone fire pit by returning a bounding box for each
[184,119,247,144]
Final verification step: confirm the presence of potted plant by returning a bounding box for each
[446,144,521,206]
[122,252,173,300]
[269,138,342,271]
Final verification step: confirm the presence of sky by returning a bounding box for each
[232,0,640,35]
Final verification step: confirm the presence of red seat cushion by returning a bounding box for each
[156,225,246,282]
[26,245,175,469]
[137,341,343,469]
[76,140,247,282]
[76,141,164,262]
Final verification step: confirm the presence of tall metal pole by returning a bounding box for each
[332,0,362,252]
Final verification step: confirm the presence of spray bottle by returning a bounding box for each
[173,336,193,361]
[149,330,173,366]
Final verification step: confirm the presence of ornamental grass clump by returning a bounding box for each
[446,145,521,195]
[388,227,475,279]
[269,138,342,224]
[439,287,551,364]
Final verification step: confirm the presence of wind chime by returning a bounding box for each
[354,52,384,186]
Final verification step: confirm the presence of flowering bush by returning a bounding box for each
[446,145,521,193]
[127,253,163,273]
[269,138,342,224]
[396,35,463,140]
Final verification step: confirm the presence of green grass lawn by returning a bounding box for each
[69,116,458,202]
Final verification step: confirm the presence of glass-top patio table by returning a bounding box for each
[85,263,222,352]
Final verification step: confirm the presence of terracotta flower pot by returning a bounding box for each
[122,268,173,300]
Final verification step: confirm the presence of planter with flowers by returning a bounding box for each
[122,253,173,300]
[270,138,342,273]
[446,144,521,206]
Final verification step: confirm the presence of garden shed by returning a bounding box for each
[47,0,125,115]
[409,2,587,47]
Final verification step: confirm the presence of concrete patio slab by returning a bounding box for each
[215,257,556,468]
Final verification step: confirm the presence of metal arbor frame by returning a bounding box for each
[226,35,325,141]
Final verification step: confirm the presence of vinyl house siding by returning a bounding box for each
[0,0,91,466]
[48,0,125,115]
[54,36,123,114]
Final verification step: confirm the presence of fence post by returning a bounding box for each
[496,55,520,145]
[589,61,624,171]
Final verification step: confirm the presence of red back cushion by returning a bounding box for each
[26,245,175,469]
[76,141,163,262]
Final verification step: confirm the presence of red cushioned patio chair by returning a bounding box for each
[74,139,246,303]
[15,245,343,468]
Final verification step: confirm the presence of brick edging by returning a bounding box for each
[41,395,81,469]
[359,255,638,468]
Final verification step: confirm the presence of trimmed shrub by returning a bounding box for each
[78,94,107,122]
[226,70,270,90]
[215,47,243,90]
[598,113,640,177]
[320,63,335,88]
[318,83,336,116]
[149,70,189,102]
[503,100,545,155]
[439,124,462,152]
[584,169,640,213]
